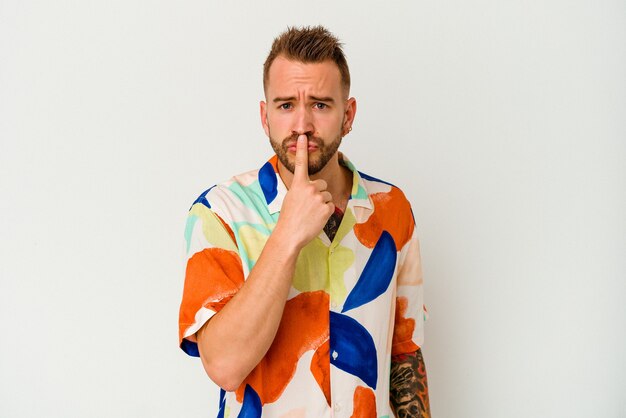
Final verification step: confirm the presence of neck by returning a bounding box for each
[278,152,353,210]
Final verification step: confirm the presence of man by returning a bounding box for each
[178,26,430,418]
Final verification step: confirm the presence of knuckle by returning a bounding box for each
[314,193,325,204]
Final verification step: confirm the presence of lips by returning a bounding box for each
[287,142,319,152]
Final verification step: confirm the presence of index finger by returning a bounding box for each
[293,134,309,182]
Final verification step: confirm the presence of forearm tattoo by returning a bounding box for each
[390,349,431,418]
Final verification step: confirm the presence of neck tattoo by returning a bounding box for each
[323,206,344,242]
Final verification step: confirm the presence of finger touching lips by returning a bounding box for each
[286,138,320,153]
[288,144,318,152]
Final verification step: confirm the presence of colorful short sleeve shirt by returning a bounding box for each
[179,153,428,418]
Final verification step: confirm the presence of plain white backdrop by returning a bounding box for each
[1,1,625,417]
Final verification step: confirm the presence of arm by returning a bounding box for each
[196,226,300,391]
[196,135,334,391]
[390,348,431,418]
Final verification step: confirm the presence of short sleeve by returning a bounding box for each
[178,201,244,357]
[391,218,428,356]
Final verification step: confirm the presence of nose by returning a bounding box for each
[291,105,315,137]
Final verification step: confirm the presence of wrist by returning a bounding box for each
[270,223,304,259]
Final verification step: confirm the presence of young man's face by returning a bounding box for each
[260,56,356,175]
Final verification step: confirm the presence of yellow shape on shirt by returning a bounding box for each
[237,224,270,264]
[189,205,238,252]
[293,238,355,305]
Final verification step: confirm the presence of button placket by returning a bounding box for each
[328,242,335,309]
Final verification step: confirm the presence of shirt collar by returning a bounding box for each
[264,152,374,215]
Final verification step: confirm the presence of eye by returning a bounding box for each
[279,103,292,110]
[314,102,327,110]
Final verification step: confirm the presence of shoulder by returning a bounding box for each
[358,169,415,226]
[187,165,265,218]
[359,170,412,206]
[340,153,413,213]
[351,168,417,253]
[184,167,262,253]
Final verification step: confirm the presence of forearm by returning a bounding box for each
[390,348,430,418]
[196,136,334,390]
[197,226,301,390]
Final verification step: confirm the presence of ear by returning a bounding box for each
[343,97,357,135]
[260,100,270,138]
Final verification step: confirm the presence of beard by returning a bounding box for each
[270,132,343,175]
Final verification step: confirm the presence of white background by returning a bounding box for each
[1,1,625,417]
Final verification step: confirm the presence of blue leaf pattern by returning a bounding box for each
[343,230,396,312]
[329,311,378,389]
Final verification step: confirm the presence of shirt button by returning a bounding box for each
[334,402,341,412]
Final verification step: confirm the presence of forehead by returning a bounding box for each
[266,56,343,97]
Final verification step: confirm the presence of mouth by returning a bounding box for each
[287,142,319,153]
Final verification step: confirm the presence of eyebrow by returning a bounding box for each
[272,96,335,103]
[272,96,295,103]
[310,96,335,103]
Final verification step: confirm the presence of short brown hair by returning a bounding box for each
[263,25,351,97]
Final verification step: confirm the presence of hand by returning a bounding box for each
[276,134,335,250]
